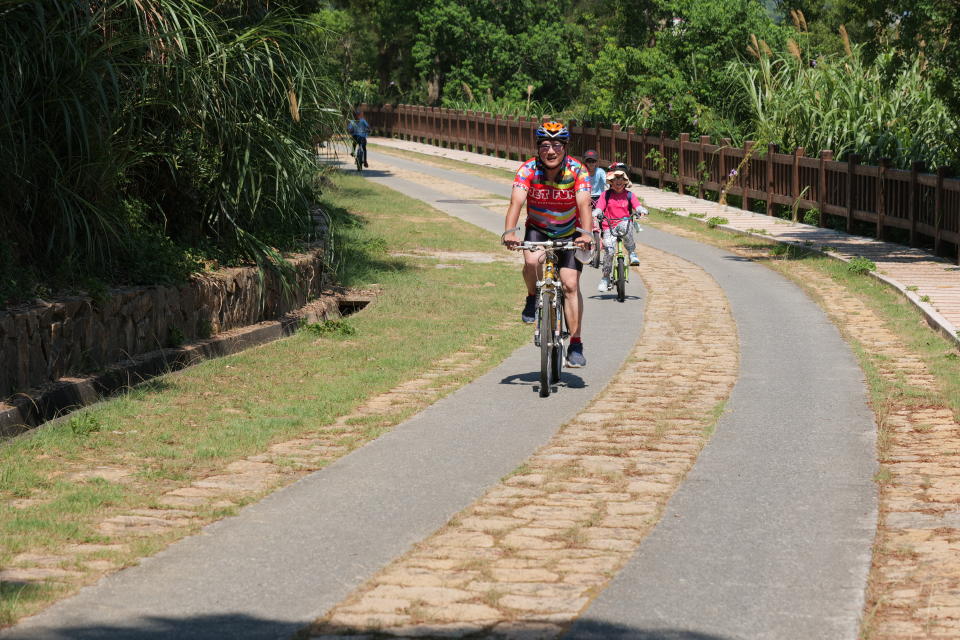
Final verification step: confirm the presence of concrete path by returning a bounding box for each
[567,225,876,640]
[1,154,645,640]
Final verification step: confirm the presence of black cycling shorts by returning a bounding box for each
[524,227,582,272]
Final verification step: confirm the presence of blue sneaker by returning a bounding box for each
[566,342,586,368]
[521,295,536,324]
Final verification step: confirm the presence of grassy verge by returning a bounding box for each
[369,142,516,183]
[643,209,960,434]
[0,171,529,626]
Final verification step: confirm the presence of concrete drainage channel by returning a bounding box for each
[0,290,376,439]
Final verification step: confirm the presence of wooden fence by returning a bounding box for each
[362,103,960,262]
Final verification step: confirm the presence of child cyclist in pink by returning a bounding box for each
[594,162,648,292]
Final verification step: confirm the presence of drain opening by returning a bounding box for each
[338,298,371,316]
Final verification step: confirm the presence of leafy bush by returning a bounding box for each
[302,319,357,338]
[847,256,876,274]
[68,414,102,436]
[706,216,729,228]
[0,1,343,304]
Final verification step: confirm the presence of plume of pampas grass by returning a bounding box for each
[839,24,852,57]
[461,81,475,102]
[787,39,802,62]
[287,88,300,122]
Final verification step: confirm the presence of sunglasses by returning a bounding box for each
[584,158,597,163]
[538,142,566,152]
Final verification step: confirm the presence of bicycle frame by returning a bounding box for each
[512,238,577,397]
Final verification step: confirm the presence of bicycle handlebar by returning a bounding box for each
[514,240,579,251]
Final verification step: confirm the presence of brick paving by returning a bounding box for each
[371,137,960,348]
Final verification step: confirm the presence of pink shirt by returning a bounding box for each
[595,190,641,230]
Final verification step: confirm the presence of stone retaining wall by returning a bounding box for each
[0,248,330,400]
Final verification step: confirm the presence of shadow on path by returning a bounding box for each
[566,619,736,640]
[499,370,587,393]
[3,614,735,640]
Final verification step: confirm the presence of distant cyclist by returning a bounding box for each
[582,149,607,206]
[347,109,370,168]
[502,122,594,368]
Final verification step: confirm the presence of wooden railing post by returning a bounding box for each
[658,131,666,190]
[935,166,946,256]
[818,150,832,227]
[611,123,621,165]
[876,158,890,240]
[719,138,730,203]
[792,147,804,219]
[678,133,688,195]
[698,135,709,199]
[766,143,777,216]
[640,130,648,185]
[909,161,922,247]
[743,141,754,212]
[626,126,635,176]
[846,153,860,234]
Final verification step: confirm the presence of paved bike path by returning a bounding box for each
[568,226,877,639]
[371,150,878,638]
[364,149,878,638]
[2,164,645,639]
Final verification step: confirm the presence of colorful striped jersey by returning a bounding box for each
[513,156,590,238]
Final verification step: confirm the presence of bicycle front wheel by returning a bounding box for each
[539,291,554,397]
[616,256,626,302]
[355,149,363,173]
[591,232,601,269]
[550,291,564,383]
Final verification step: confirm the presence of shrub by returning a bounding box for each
[847,256,876,274]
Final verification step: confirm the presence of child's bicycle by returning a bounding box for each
[502,230,584,398]
[596,211,642,303]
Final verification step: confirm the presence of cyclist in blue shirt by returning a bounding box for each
[582,149,607,206]
[347,109,370,168]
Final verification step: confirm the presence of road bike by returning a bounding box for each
[596,212,641,303]
[503,230,584,398]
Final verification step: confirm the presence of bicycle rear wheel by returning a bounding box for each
[591,232,601,269]
[539,291,554,397]
[616,256,626,302]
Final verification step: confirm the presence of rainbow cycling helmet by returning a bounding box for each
[535,121,570,143]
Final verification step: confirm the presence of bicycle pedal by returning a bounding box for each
[561,331,570,340]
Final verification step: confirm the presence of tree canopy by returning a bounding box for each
[319,0,958,171]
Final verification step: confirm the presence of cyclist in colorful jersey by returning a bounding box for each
[502,122,594,368]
